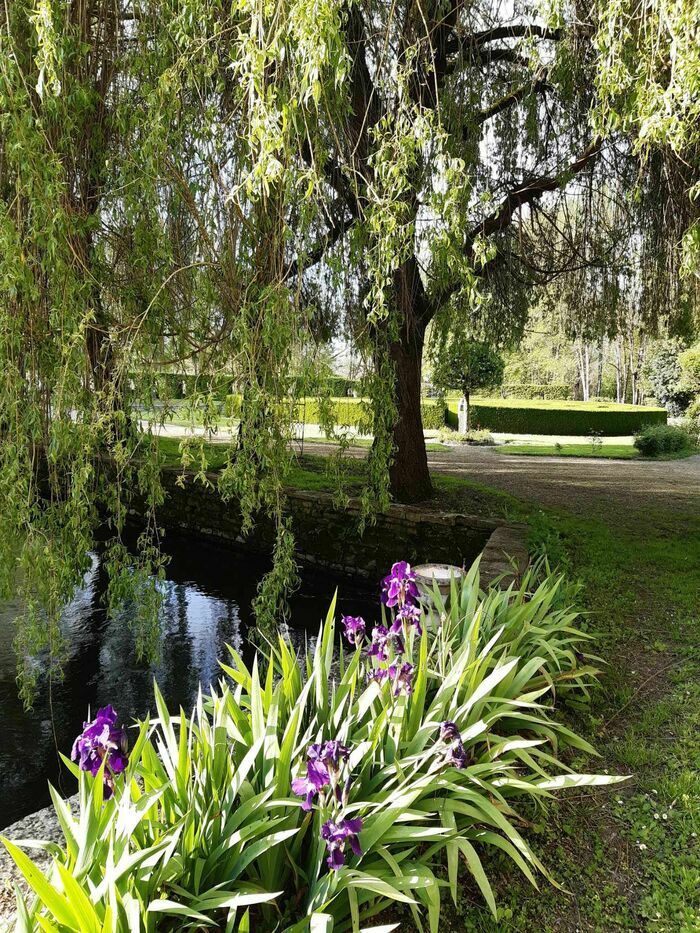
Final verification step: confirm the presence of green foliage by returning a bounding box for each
[323,377,359,398]
[227,397,447,432]
[594,0,700,277]
[679,345,700,394]
[633,424,693,457]
[446,398,667,436]
[643,339,694,416]
[439,428,495,446]
[431,338,505,401]
[4,566,624,931]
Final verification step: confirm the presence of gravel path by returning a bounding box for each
[426,446,700,516]
[305,442,700,516]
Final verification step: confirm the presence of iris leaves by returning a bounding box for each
[3,562,626,931]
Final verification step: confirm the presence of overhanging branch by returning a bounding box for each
[472,140,602,241]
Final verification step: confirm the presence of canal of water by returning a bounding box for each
[0,533,379,828]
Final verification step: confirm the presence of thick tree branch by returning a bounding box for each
[469,24,565,45]
[475,68,549,125]
[285,205,352,278]
[472,140,602,241]
[431,140,602,309]
[407,0,463,108]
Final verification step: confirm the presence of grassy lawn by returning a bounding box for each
[501,442,641,459]
[435,502,700,931]
[498,442,699,460]
[154,433,700,929]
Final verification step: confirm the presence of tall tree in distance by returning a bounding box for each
[431,337,504,431]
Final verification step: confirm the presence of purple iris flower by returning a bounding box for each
[392,602,422,635]
[321,817,363,870]
[71,706,128,799]
[440,721,461,743]
[448,742,470,769]
[293,740,351,810]
[394,661,414,696]
[381,561,419,608]
[439,721,470,769]
[341,615,366,647]
[291,758,330,811]
[319,740,350,772]
[367,624,390,661]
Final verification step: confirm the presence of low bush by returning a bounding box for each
[446,397,666,436]
[633,423,693,457]
[5,561,623,932]
[439,427,495,445]
[154,373,235,401]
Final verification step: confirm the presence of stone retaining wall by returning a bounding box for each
[140,469,503,580]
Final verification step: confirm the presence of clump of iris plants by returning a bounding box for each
[71,705,129,799]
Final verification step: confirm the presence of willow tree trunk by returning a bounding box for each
[386,258,433,503]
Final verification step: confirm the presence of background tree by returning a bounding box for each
[595,0,700,297]
[643,339,694,416]
[431,337,504,431]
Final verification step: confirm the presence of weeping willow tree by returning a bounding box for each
[2,0,678,697]
[594,0,700,295]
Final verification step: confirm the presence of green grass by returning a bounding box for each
[502,442,641,458]
[500,443,698,460]
[435,497,700,931]
[297,435,446,452]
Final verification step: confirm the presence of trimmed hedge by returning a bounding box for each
[139,372,235,401]
[224,395,446,430]
[502,383,572,400]
[297,397,447,430]
[445,397,667,435]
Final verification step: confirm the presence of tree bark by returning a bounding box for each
[388,330,432,502]
[386,257,432,502]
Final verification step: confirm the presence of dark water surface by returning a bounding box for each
[0,534,379,829]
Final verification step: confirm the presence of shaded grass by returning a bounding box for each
[437,504,700,931]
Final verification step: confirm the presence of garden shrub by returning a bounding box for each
[324,376,359,397]
[633,423,693,456]
[4,561,623,932]
[225,393,243,417]
[153,373,235,402]
[439,427,495,445]
[502,383,572,400]
[685,398,700,430]
[220,395,449,429]
[445,397,666,435]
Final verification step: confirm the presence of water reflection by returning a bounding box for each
[0,534,378,828]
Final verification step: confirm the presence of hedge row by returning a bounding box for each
[147,374,360,403]
[445,397,667,435]
[225,395,446,430]
[502,383,572,400]
[454,383,572,400]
